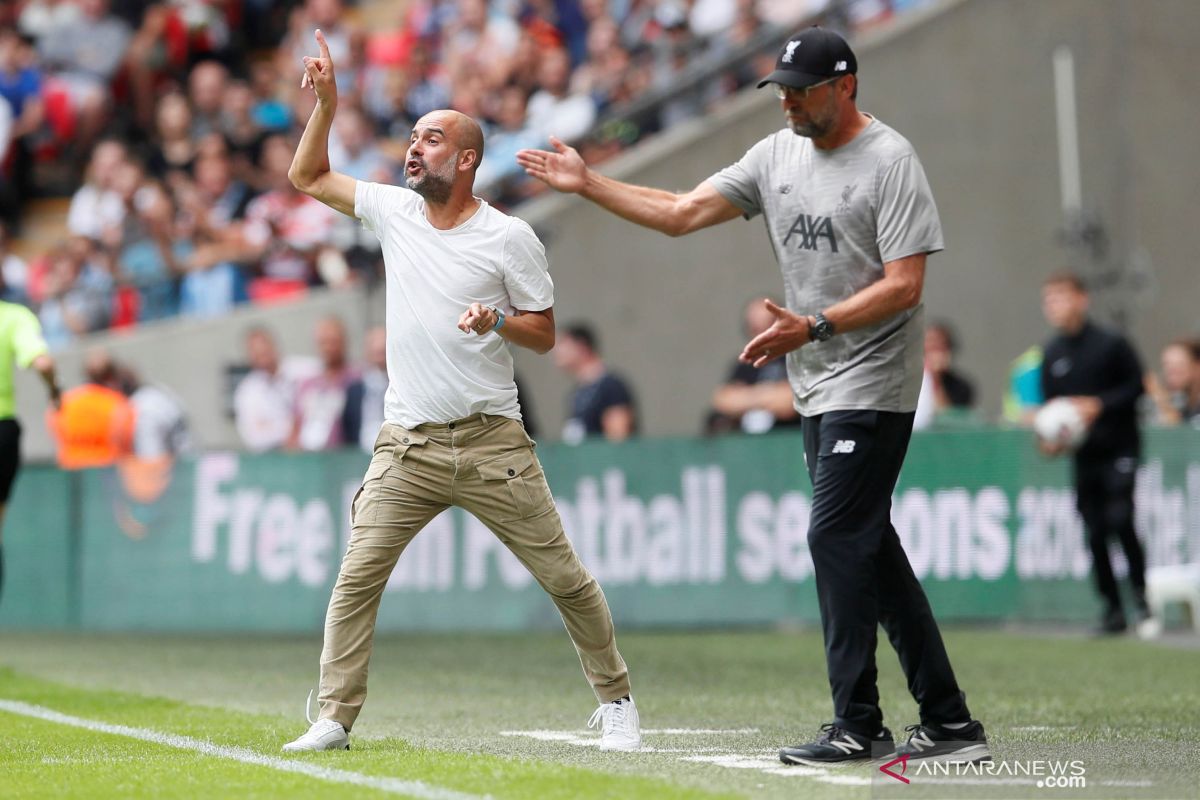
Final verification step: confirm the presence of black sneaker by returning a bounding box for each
[779,723,894,766]
[894,721,991,764]
[1092,606,1128,636]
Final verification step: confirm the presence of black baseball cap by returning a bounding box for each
[757,26,857,90]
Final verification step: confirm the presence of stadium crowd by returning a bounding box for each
[0,0,894,348]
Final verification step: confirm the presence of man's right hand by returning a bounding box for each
[517,137,588,194]
[301,29,337,108]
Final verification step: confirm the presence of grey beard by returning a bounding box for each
[406,156,458,204]
[788,118,832,139]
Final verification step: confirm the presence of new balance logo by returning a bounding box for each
[831,440,856,454]
[908,730,935,751]
[829,735,865,755]
[783,213,839,252]
[783,41,800,63]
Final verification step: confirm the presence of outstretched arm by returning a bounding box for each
[288,29,357,217]
[517,137,742,237]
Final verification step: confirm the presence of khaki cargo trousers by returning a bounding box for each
[318,413,631,729]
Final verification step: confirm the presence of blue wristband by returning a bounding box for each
[489,306,505,330]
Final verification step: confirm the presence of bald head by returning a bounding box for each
[415,110,485,171]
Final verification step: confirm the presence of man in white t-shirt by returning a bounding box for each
[280,30,639,754]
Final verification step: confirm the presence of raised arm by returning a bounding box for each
[517,138,742,237]
[288,29,357,217]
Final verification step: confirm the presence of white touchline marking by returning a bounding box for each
[1011,725,1079,732]
[0,699,488,800]
[641,729,760,735]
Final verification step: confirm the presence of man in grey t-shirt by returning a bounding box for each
[520,26,987,766]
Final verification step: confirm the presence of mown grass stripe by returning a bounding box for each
[0,699,489,800]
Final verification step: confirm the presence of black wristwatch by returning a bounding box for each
[809,312,835,342]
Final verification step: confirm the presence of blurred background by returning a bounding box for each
[0,0,1198,637]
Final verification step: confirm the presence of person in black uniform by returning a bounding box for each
[1039,272,1149,634]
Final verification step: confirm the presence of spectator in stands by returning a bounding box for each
[233,326,314,452]
[329,105,394,182]
[569,16,630,113]
[475,85,545,198]
[242,133,337,294]
[37,238,112,348]
[341,325,387,452]
[280,0,360,93]
[67,139,127,240]
[554,322,637,444]
[174,148,251,318]
[443,0,520,89]
[17,0,81,41]
[118,363,191,459]
[528,47,597,144]
[707,298,799,435]
[187,60,230,140]
[1146,338,1200,427]
[0,28,45,221]
[36,0,131,155]
[48,346,133,469]
[914,320,976,430]
[290,315,356,451]
[221,80,266,163]
[114,180,186,322]
[146,92,198,181]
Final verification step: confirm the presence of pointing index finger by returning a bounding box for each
[315,28,331,59]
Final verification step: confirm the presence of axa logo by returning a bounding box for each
[880,753,910,784]
[783,40,800,63]
[784,213,839,252]
[831,439,856,454]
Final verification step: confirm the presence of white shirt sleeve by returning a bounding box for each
[355,180,410,234]
[501,218,554,311]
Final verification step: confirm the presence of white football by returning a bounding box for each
[1034,398,1088,448]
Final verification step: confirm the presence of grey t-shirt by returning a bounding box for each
[708,116,943,416]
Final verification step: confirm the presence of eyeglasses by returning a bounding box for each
[772,76,840,100]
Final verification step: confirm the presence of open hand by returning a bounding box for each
[739,299,810,368]
[516,137,588,194]
[300,29,337,107]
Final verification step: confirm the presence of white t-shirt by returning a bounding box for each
[354,182,554,427]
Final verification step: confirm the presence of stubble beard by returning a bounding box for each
[406,152,459,204]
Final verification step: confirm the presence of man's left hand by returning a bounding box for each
[1069,396,1102,428]
[458,303,499,335]
[739,299,811,368]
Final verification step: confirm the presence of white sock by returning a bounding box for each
[941,721,970,730]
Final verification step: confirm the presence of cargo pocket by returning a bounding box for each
[389,429,428,473]
[350,456,391,526]
[476,447,554,522]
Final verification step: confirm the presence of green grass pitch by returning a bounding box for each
[1,628,1198,799]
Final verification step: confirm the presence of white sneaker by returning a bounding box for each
[282,693,348,752]
[282,718,349,752]
[587,697,641,751]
